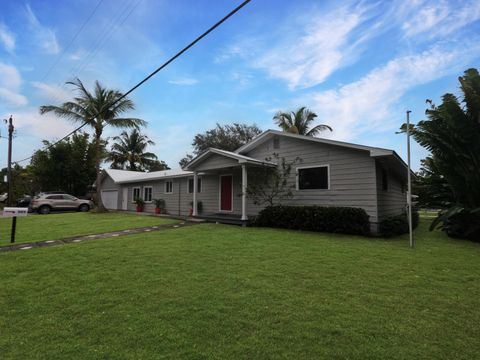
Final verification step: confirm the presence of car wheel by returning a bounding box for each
[38,205,51,214]
[79,204,90,212]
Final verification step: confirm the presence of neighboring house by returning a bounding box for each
[99,129,409,234]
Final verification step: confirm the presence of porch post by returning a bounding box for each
[193,171,198,216]
[241,164,248,221]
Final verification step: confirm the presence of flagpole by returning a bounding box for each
[406,110,414,248]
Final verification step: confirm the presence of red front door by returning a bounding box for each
[220,175,232,211]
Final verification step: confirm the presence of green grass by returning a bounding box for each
[0,218,479,359]
[0,212,179,245]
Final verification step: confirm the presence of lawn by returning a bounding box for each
[0,212,179,245]
[0,218,479,359]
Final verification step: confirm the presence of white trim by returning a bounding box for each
[296,164,330,191]
[143,186,153,203]
[132,187,141,202]
[164,180,173,194]
[218,174,234,212]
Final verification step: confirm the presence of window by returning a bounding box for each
[165,180,173,194]
[46,195,63,200]
[143,186,152,202]
[63,195,77,200]
[297,165,329,190]
[132,187,140,202]
[381,169,389,191]
[188,178,202,193]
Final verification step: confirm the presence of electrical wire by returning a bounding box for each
[14,0,252,164]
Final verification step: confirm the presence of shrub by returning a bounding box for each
[253,205,370,236]
[379,210,419,238]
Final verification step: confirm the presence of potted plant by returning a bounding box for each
[153,198,165,214]
[189,201,203,216]
[134,197,145,212]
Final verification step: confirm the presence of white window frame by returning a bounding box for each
[165,180,173,194]
[143,186,153,203]
[188,177,202,194]
[296,164,330,190]
[132,187,141,202]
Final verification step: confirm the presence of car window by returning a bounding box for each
[63,195,76,200]
[46,195,63,200]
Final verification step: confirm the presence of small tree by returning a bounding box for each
[246,154,301,206]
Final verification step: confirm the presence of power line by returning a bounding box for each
[40,0,105,83]
[14,0,252,164]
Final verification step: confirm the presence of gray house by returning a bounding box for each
[99,129,409,233]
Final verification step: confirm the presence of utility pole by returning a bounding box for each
[7,116,14,207]
[406,111,414,248]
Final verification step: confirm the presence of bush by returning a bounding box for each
[253,205,370,236]
[379,210,419,238]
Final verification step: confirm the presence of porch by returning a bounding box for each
[195,213,248,226]
[183,148,276,221]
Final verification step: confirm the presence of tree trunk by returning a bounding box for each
[95,128,106,212]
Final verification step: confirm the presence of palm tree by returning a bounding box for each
[273,106,332,136]
[40,78,146,211]
[108,129,158,171]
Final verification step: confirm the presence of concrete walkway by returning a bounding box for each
[0,221,199,253]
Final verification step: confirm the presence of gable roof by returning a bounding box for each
[235,129,395,157]
[103,168,193,184]
[183,148,277,171]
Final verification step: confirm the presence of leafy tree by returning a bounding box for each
[107,129,162,171]
[413,157,453,209]
[273,106,332,136]
[144,160,170,172]
[30,132,100,196]
[401,68,480,240]
[40,78,146,210]
[179,123,262,167]
[246,154,301,206]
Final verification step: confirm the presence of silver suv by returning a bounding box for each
[31,194,94,214]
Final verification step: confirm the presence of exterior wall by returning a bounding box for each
[243,136,379,227]
[375,161,407,220]
[100,174,122,208]
[194,154,239,171]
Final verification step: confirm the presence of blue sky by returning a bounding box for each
[0,0,479,170]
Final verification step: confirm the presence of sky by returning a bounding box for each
[0,0,479,171]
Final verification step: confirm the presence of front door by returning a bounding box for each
[220,175,233,211]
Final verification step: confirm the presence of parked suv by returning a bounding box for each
[31,193,94,214]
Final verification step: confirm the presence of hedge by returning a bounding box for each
[253,205,371,236]
[379,210,419,238]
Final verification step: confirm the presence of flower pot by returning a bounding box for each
[155,207,161,214]
[136,205,143,212]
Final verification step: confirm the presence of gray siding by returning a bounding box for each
[243,136,379,224]
[376,161,407,220]
[194,154,238,171]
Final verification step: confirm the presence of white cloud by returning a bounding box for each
[303,42,480,141]
[0,63,27,106]
[0,23,15,53]
[168,77,199,86]
[25,4,60,54]
[31,81,72,103]
[251,2,384,90]
[14,108,76,140]
[402,0,480,38]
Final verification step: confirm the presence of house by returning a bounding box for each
[99,129,409,234]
